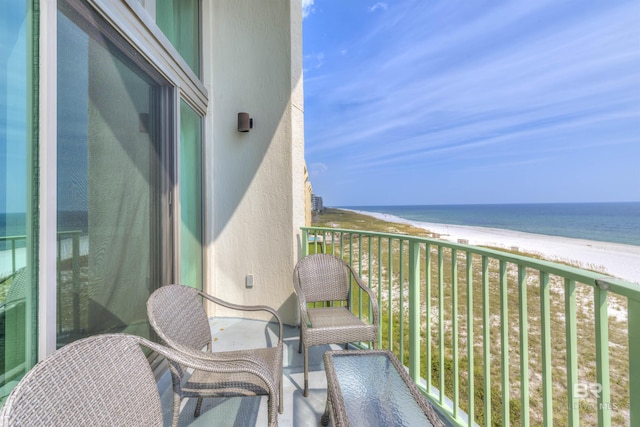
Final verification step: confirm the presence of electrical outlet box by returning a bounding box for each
[246,274,254,289]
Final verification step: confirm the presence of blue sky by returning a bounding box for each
[302,0,640,207]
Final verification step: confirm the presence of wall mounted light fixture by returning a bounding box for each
[237,112,253,132]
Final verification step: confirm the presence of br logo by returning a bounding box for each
[574,382,602,399]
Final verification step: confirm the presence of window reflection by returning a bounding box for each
[56,5,164,346]
[0,0,35,399]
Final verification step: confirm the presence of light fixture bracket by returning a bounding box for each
[237,112,253,132]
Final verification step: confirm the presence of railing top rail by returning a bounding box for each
[302,226,640,301]
[0,235,30,241]
[55,230,83,236]
[0,230,83,242]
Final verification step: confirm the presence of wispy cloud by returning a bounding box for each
[303,52,325,72]
[308,162,328,177]
[369,2,388,13]
[302,0,315,18]
[304,0,640,204]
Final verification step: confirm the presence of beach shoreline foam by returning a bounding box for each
[345,209,640,285]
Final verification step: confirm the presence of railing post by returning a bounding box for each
[57,236,62,334]
[452,249,459,420]
[426,244,432,394]
[399,239,405,358]
[302,228,309,256]
[438,246,445,406]
[377,237,383,346]
[482,256,491,426]
[629,297,640,427]
[313,230,319,254]
[594,283,611,427]
[72,232,80,333]
[565,279,578,427]
[359,235,363,320]
[408,240,420,383]
[11,238,17,274]
[500,261,509,427]
[540,272,553,426]
[466,252,475,425]
[388,237,393,352]
[518,267,530,427]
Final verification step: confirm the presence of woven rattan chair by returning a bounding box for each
[147,284,283,427]
[293,253,379,397]
[0,333,246,426]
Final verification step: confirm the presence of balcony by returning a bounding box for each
[3,225,639,426]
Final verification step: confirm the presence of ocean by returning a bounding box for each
[340,202,640,247]
[2,203,639,252]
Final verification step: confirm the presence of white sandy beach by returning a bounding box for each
[348,209,640,285]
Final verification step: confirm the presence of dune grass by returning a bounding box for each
[311,208,630,426]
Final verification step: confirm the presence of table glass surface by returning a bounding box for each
[331,353,435,426]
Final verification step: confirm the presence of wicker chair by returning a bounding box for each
[293,253,379,397]
[147,284,283,427]
[0,333,245,426]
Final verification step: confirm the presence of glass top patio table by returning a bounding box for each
[322,350,445,427]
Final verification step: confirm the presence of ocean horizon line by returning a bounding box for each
[331,202,640,248]
[337,200,640,208]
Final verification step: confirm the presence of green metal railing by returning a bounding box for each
[0,236,28,277]
[55,230,83,335]
[303,226,639,427]
[1,231,82,279]
[1,231,83,334]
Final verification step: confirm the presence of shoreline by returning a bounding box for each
[343,208,640,285]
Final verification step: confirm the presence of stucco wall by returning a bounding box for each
[201,0,304,325]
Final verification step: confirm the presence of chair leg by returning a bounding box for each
[171,392,181,427]
[303,346,309,397]
[321,399,331,426]
[279,375,284,414]
[194,397,203,417]
[168,365,182,427]
[268,395,278,427]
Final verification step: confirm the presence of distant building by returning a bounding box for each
[311,194,324,213]
[304,165,313,226]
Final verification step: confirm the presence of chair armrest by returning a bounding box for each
[131,334,279,397]
[346,264,380,329]
[198,291,283,346]
[292,271,311,327]
[149,337,276,371]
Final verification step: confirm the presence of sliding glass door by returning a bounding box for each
[0,0,37,399]
[56,2,169,346]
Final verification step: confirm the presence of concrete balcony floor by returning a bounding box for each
[157,317,338,427]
